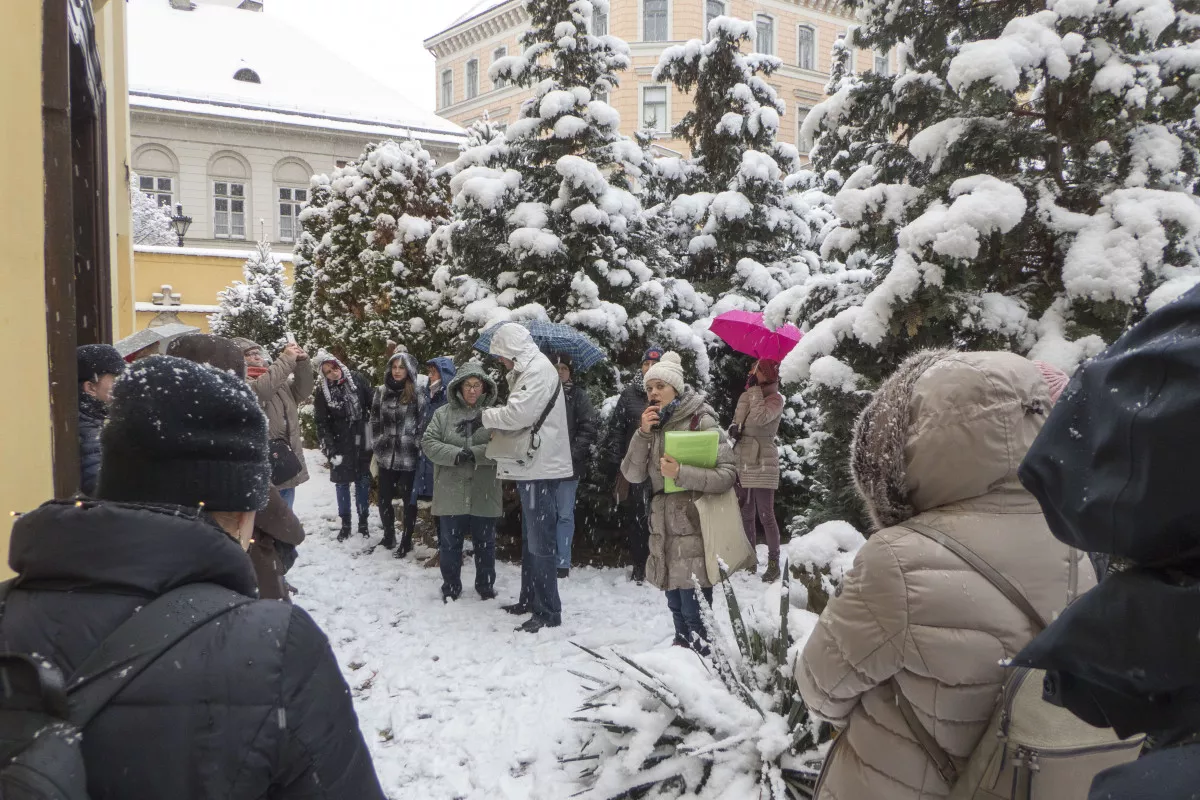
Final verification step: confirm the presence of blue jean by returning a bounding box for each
[554,479,579,569]
[278,487,296,509]
[439,515,497,596]
[666,587,714,645]
[335,475,371,520]
[517,480,563,626]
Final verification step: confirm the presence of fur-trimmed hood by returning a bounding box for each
[851,350,1051,530]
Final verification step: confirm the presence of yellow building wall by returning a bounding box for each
[0,3,53,576]
[132,249,295,333]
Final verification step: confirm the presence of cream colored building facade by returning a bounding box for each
[425,0,877,157]
[126,0,466,329]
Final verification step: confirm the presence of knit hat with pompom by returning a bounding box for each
[643,351,686,395]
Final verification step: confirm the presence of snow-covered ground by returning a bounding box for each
[288,452,787,798]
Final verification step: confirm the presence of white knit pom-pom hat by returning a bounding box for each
[643,351,686,394]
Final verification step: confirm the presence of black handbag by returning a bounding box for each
[269,412,303,486]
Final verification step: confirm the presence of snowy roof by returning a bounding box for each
[448,0,514,28]
[127,0,465,143]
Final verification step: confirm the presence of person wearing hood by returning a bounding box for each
[796,350,1092,800]
[371,350,427,554]
[730,358,784,582]
[1013,285,1200,800]
[600,346,663,584]
[76,343,126,496]
[620,352,737,651]
[421,362,502,602]
[0,355,384,798]
[167,334,307,602]
[233,337,314,507]
[549,352,598,578]
[412,356,458,508]
[313,355,375,541]
[479,324,573,633]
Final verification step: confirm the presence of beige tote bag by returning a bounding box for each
[694,489,756,583]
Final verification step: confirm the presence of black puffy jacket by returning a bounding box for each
[78,393,106,495]
[563,382,598,479]
[0,500,385,800]
[598,375,646,473]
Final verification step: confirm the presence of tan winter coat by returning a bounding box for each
[732,383,783,489]
[620,389,737,591]
[251,350,314,490]
[796,351,1093,800]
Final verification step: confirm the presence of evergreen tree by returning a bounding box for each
[429,0,664,366]
[209,236,292,352]
[303,139,451,377]
[131,175,176,246]
[289,179,331,354]
[774,0,1200,528]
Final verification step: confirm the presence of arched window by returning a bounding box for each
[233,67,261,83]
[209,152,250,239]
[755,14,774,55]
[274,159,313,243]
[133,144,179,208]
[466,59,479,100]
[797,25,816,71]
[704,0,725,40]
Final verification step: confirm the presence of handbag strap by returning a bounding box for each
[902,520,1047,632]
[890,520,1049,787]
[530,381,561,437]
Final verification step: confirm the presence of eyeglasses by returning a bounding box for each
[462,381,484,391]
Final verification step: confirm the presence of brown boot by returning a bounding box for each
[761,558,780,583]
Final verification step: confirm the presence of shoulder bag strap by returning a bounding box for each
[65,583,254,729]
[530,381,562,437]
[889,519,1049,788]
[902,520,1047,631]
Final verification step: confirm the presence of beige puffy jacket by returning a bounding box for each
[732,383,783,489]
[796,351,1093,800]
[620,389,737,591]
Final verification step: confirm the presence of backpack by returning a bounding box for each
[0,581,253,798]
[894,521,1144,800]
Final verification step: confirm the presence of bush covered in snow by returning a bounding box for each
[293,140,451,377]
[209,237,292,353]
[131,175,177,246]
[770,0,1200,529]
[563,554,853,798]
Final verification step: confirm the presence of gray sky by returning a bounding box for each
[278,0,489,114]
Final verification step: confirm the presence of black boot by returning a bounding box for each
[397,530,413,558]
[379,526,396,550]
[631,564,646,585]
[358,515,369,538]
[557,567,570,579]
[502,602,530,615]
[337,518,351,542]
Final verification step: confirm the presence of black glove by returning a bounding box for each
[456,415,485,436]
[455,448,475,466]
[728,424,742,440]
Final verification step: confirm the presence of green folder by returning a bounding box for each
[663,430,719,494]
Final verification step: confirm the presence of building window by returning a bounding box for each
[278,186,308,243]
[841,31,858,73]
[466,59,479,99]
[440,69,454,108]
[704,0,724,39]
[755,14,774,55]
[797,107,813,154]
[797,25,816,71]
[138,174,174,207]
[213,181,246,239]
[643,0,668,42]
[492,48,509,89]
[642,85,668,133]
[874,51,889,75]
[593,5,608,35]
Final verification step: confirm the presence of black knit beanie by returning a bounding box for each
[77,344,126,384]
[96,355,270,512]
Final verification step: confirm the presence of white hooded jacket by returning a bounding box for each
[480,324,574,481]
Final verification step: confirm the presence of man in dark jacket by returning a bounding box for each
[0,354,384,799]
[1014,284,1200,800]
[76,343,125,496]
[599,346,662,583]
[549,353,598,578]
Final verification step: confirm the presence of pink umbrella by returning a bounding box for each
[709,310,803,362]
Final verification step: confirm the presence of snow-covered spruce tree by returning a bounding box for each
[131,176,176,246]
[209,236,292,352]
[771,0,1200,529]
[429,0,665,366]
[305,140,451,377]
[289,178,331,354]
